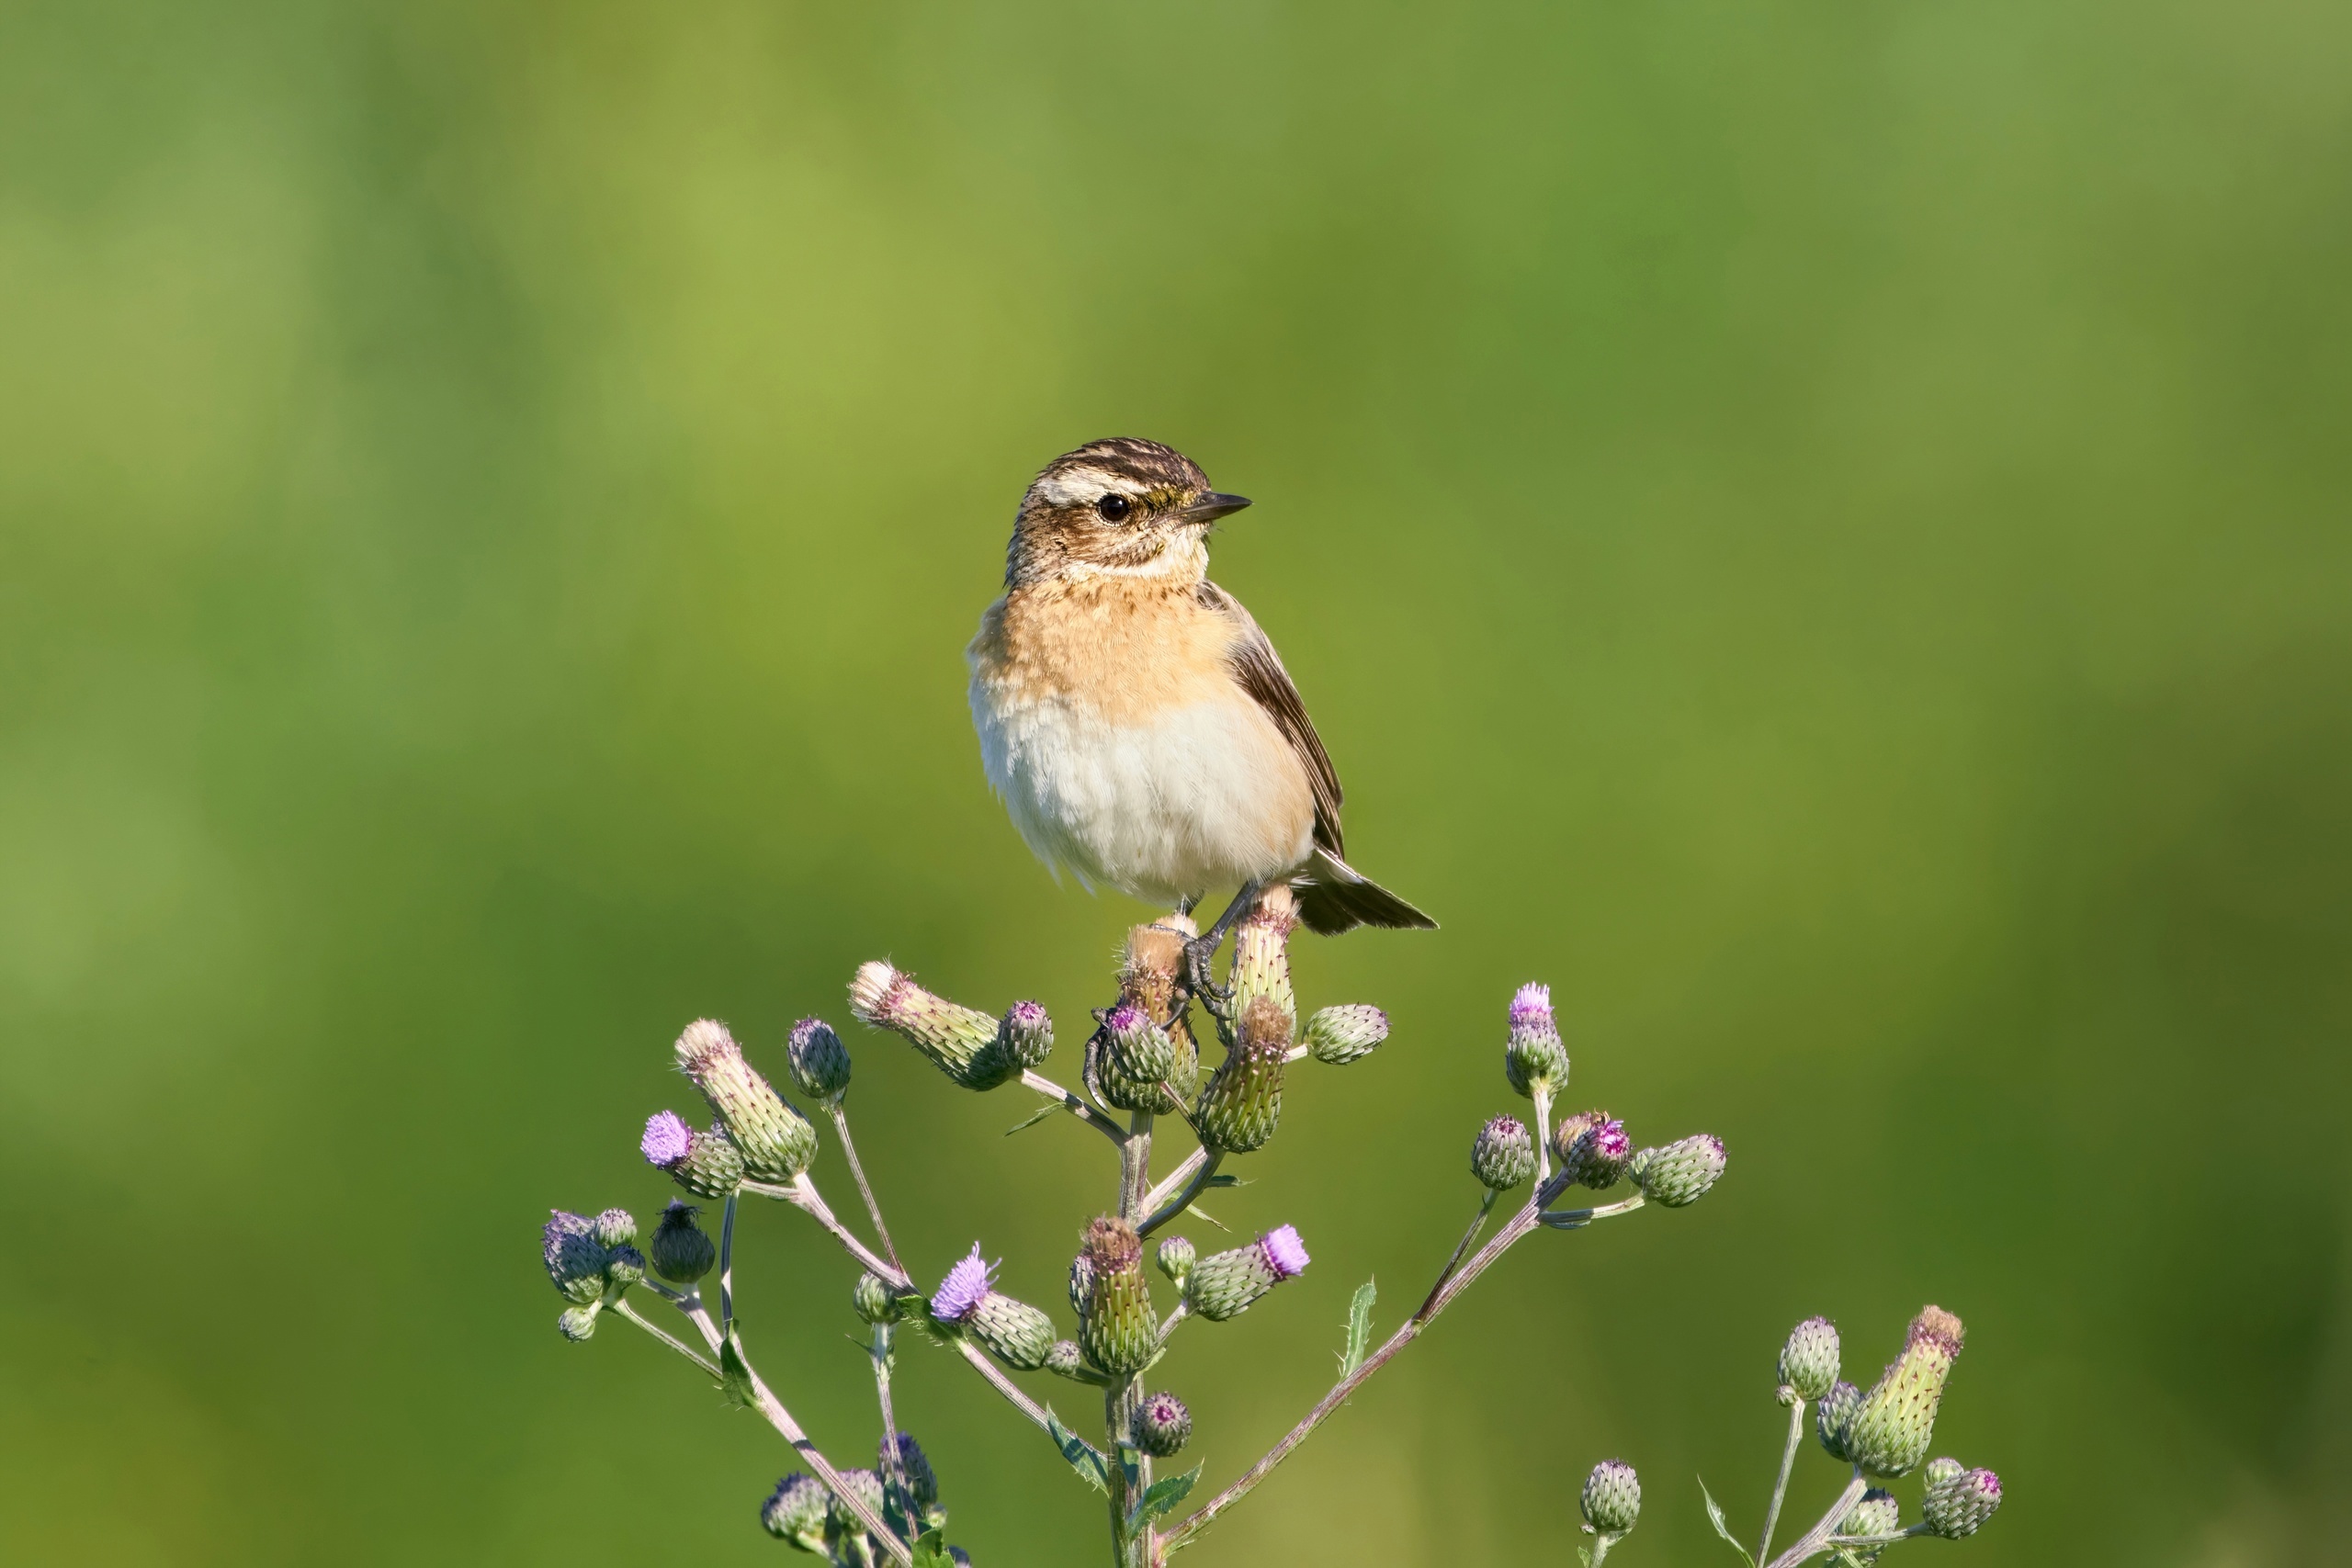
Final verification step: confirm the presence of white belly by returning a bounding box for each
[969,677,1315,904]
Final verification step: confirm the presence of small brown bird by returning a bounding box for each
[967,437,1433,987]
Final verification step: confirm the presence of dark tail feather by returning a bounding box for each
[1292,850,1438,936]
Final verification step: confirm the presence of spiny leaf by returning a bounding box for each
[909,1528,956,1567]
[1045,1404,1110,1495]
[1003,1103,1061,1135]
[1339,1279,1377,1377]
[718,1325,757,1410]
[1125,1463,1204,1532]
[1700,1477,1757,1567]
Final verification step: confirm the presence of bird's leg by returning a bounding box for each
[1181,881,1261,1009]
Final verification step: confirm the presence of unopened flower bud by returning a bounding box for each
[762,1473,831,1552]
[882,1431,940,1515]
[1504,983,1570,1098]
[1847,1306,1966,1477]
[1630,1134,1726,1207]
[1780,1316,1841,1402]
[1076,1217,1158,1375]
[543,1210,608,1305]
[828,1469,887,1544]
[1579,1459,1641,1536]
[1182,1224,1309,1322]
[1471,1114,1536,1190]
[1133,1392,1193,1457]
[1044,1339,1087,1378]
[591,1208,637,1249]
[1105,1003,1175,1084]
[650,1200,716,1283]
[999,999,1054,1069]
[674,1021,819,1180]
[786,1017,853,1100]
[1224,890,1299,1042]
[854,1269,900,1325]
[1924,1456,1963,1487]
[558,1303,600,1341]
[1817,1381,1862,1462]
[1194,996,1290,1153]
[1302,1004,1388,1065]
[850,962,1017,1089]
[1555,1111,1634,1190]
[1838,1487,1901,1561]
[1155,1235,1196,1285]
[641,1111,746,1199]
[1921,1466,2001,1539]
[602,1245,645,1289]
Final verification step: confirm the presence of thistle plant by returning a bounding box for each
[537,884,1985,1564]
[1700,1306,2007,1568]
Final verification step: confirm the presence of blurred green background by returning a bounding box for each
[3,1,2346,1562]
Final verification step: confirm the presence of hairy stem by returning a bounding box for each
[738,1175,910,1290]
[1139,1150,1223,1237]
[1138,1147,1207,1218]
[950,1338,1066,1438]
[1423,1190,1498,1314]
[1757,1397,1807,1565]
[718,1192,739,1332]
[610,1298,720,1377]
[1023,1068,1129,1146]
[1532,1083,1555,1186]
[829,1101,903,1275]
[1762,1471,1870,1568]
[871,1322,906,1528]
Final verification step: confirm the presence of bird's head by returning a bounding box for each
[1004,437,1251,587]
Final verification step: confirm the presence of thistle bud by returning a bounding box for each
[650,1200,716,1283]
[1302,1004,1388,1065]
[1779,1316,1841,1402]
[1182,1224,1309,1322]
[674,1021,820,1180]
[1921,1466,2001,1539]
[999,999,1054,1069]
[1104,1003,1175,1084]
[928,1244,1057,1370]
[1579,1459,1641,1536]
[1924,1456,1963,1487]
[1089,924,1201,1113]
[1470,1114,1536,1190]
[786,1017,853,1100]
[1044,1339,1087,1379]
[557,1303,600,1341]
[1554,1111,1634,1190]
[1629,1134,1726,1207]
[850,962,1017,1090]
[1075,1217,1159,1375]
[543,1210,608,1305]
[1132,1391,1193,1457]
[640,1111,746,1199]
[1194,996,1290,1153]
[1816,1381,1862,1462]
[1224,888,1299,1043]
[828,1468,887,1545]
[1154,1235,1196,1286]
[590,1208,637,1249]
[1846,1306,1966,1477]
[881,1431,940,1516]
[854,1269,900,1325]
[1838,1488,1901,1562]
[1504,983,1569,1098]
[762,1473,831,1552]
[602,1244,646,1290]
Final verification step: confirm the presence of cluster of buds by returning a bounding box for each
[541,1208,644,1340]
[850,961,1053,1091]
[673,1020,819,1181]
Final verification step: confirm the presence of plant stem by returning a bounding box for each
[1109,1110,1153,1567]
[871,1322,907,1528]
[1761,1471,1869,1568]
[1023,1068,1129,1146]
[1589,1532,1617,1565]
[1757,1397,1807,1565]
[738,1175,910,1290]
[1423,1190,1498,1314]
[610,1298,720,1377]
[1532,1083,1555,1185]
[1138,1150,1223,1237]
[719,1191,739,1332]
[1139,1148,1207,1217]
[829,1101,903,1275]
[950,1338,1068,1436]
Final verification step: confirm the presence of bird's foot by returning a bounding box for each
[1182,932,1233,1011]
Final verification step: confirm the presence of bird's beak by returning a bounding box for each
[1181,491,1252,524]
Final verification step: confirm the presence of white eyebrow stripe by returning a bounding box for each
[1033,467,1149,508]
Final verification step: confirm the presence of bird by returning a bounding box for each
[967,436,1434,994]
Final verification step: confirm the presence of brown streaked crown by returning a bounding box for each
[1004,437,1222,586]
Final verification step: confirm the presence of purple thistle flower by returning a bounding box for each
[931,1243,999,1323]
[1591,1119,1632,1161]
[1509,982,1553,1029]
[1257,1224,1310,1280]
[641,1110,694,1168]
[1104,1001,1146,1034]
[1007,998,1048,1029]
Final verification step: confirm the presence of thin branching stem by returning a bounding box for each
[1757,1396,1808,1564]
[719,1192,739,1332]
[1023,1069,1129,1146]
[610,1299,721,1377]
[1138,1147,1207,1217]
[1138,1150,1223,1237]
[1761,1471,1870,1568]
[739,1175,910,1290]
[829,1101,903,1275]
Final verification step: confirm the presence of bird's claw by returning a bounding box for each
[1182,933,1232,1011]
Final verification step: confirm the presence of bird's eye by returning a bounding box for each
[1095,493,1133,522]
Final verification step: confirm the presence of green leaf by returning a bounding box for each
[1003,1103,1061,1135]
[909,1528,956,1568]
[1699,1477,1757,1567]
[1339,1279,1377,1377]
[1202,1172,1249,1189]
[1578,1549,1594,1568]
[1045,1404,1111,1495]
[718,1325,758,1410]
[1183,1202,1231,1233]
[1125,1462,1204,1532]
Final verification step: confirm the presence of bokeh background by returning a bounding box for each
[4,1,2346,1562]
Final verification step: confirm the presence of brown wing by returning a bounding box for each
[1197,580,1345,857]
